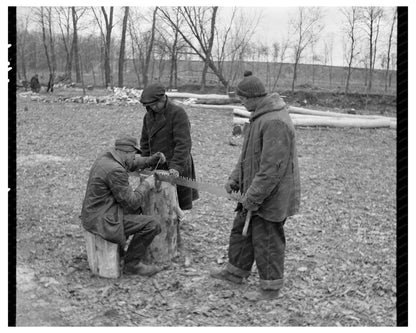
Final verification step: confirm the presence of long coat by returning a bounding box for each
[140,97,199,210]
[80,148,150,245]
[230,93,301,222]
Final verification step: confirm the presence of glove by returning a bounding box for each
[225,179,239,194]
[242,194,260,212]
[169,168,180,178]
[147,152,166,167]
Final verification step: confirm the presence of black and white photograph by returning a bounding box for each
[8,2,407,327]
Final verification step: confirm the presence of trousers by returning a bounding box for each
[226,210,286,290]
[123,213,161,264]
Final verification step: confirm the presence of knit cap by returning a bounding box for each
[236,71,267,98]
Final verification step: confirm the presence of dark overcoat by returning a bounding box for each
[140,97,199,210]
[230,93,301,222]
[80,148,150,245]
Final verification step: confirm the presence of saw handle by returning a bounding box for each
[242,210,252,237]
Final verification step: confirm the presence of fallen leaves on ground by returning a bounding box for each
[15,91,396,326]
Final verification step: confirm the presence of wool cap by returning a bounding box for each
[115,136,141,153]
[236,71,267,98]
[140,83,166,104]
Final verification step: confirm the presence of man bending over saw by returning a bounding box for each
[210,71,301,301]
[81,136,166,276]
[139,83,199,210]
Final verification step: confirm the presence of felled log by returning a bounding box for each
[175,99,240,110]
[233,113,395,129]
[288,106,395,120]
[234,106,395,121]
[140,179,184,264]
[194,97,241,105]
[166,91,231,100]
[290,114,393,128]
[84,230,121,278]
[233,108,396,129]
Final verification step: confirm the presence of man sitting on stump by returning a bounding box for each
[81,136,166,276]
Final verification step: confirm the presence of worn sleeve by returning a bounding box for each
[169,107,192,174]
[245,120,292,207]
[140,114,150,157]
[107,168,150,211]
[229,152,242,185]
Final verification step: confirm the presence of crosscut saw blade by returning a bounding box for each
[139,170,241,201]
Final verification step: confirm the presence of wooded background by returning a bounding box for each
[15,6,397,94]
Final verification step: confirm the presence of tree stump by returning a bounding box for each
[140,178,184,264]
[84,230,121,278]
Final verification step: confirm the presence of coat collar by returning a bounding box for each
[108,147,126,169]
[250,93,286,122]
[147,97,170,138]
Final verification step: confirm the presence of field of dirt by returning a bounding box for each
[13,88,396,326]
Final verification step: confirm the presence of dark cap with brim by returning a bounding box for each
[140,83,166,104]
[115,136,141,153]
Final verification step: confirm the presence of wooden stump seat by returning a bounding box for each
[84,230,121,278]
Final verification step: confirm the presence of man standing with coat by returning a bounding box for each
[139,83,199,210]
[81,136,166,276]
[210,71,301,301]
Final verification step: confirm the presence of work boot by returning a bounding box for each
[210,268,243,284]
[244,289,280,302]
[124,262,162,277]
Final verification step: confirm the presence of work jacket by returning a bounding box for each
[140,97,198,210]
[230,93,301,222]
[80,148,150,245]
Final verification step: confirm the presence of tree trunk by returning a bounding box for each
[200,61,208,92]
[118,6,129,87]
[101,7,114,89]
[143,7,157,88]
[292,61,298,93]
[72,7,81,83]
[141,180,184,264]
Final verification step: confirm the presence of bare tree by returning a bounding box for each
[34,7,57,92]
[183,6,218,91]
[157,7,187,89]
[128,17,142,87]
[118,6,129,87]
[128,7,158,88]
[384,8,396,92]
[271,38,289,91]
[144,7,158,87]
[361,6,384,92]
[56,7,73,81]
[16,8,32,82]
[72,7,87,83]
[221,9,260,89]
[310,39,321,86]
[159,6,229,91]
[289,7,324,92]
[92,6,114,88]
[341,7,362,94]
[323,34,334,88]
